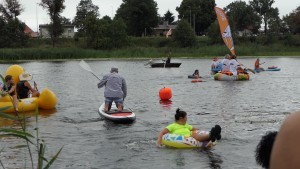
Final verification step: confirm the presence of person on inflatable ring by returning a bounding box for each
[0,75,19,112]
[157,108,221,147]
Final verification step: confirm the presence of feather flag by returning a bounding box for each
[214,6,236,56]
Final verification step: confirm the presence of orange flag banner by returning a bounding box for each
[214,6,236,56]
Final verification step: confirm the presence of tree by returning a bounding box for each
[0,0,23,20]
[164,10,175,25]
[0,0,28,48]
[61,16,72,24]
[267,8,281,34]
[85,16,128,49]
[73,0,99,36]
[283,6,300,34]
[115,0,158,36]
[172,19,196,47]
[206,21,222,44]
[249,0,279,34]
[40,0,65,47]
[176,0,216,35]
[225,1,261,34]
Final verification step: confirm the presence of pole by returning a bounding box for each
[36,3,38,34]
[189,6,191,26]
[193,13,195,35]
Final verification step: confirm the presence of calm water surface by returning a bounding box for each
[1,58,300,169]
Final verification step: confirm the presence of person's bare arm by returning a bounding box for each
[157,128,169,146]
[24,81,37,93]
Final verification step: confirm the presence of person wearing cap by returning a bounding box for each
[97,67,127,112]
[16,72,40,99]
[228,54,240,76]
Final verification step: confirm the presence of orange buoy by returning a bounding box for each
[159,87,172,100]
[191,79,202,83]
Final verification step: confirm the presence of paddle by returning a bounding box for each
[79,60,134,112]
[237,62,255,74]
[79,60,101,80]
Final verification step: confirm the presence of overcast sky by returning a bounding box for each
[16,0,299,32]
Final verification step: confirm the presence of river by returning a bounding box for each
[1,57,300,169]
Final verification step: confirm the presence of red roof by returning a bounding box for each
[24,24,38,38]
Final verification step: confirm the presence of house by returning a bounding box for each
[153,21,177,36]
[24,24,38,38]
[39,24,75,38]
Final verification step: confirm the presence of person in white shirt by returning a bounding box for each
[221,54,230,72]
[211,57,221,69]
[229,55,240,76]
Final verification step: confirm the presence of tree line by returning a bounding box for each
[0,0,299,49]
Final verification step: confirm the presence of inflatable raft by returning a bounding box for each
[0,89,57,113]
[0,65,57,113]
[162,131,216,148]
[214,73,249,81]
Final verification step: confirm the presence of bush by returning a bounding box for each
[172,19,196,47]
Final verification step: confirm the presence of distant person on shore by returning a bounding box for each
[16,72,40,99]
[166,57,171,64]
[98,67,127,112]
[157,108,221,147]
[254,58,264,70]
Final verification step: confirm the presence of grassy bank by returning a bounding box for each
[0,36,299,60]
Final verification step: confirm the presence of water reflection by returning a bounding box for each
[159,100,172,109]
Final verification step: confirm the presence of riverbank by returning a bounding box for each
[0,46,299,61]
[0,36,300,60]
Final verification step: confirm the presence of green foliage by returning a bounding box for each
[40,0,66,47]
[283,6,300,34]
[176,0,216,35]
[73,0,99,36]
[115,0,158,36]
[0,105,63,169]
[0,18,28,48]
[0,0,23,19]
[172,19,196,47]
[206,21,223,44]
[85,15,128,50]
[225,1,261,34]
[249,0,279,34]
[164,10,175,25]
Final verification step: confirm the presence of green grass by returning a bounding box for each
[0,36,299,60]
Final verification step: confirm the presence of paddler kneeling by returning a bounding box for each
[97,67,127,112]
[157,108,221,147]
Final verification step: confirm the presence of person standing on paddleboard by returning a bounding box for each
[98,67,127,112]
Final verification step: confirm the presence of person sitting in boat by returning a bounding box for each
[157,108,221,147]
[192,69,201,78]
[211,57,221,69]
[0,75,19,111]
[166,57,171,64]
[229,54,240,76]
[237,67,248,75]
[98,67,127,112]
[16,72,40,99]
[221,54,231,73]
[255,58,264,71]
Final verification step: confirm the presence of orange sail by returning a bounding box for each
[214,6,236,56]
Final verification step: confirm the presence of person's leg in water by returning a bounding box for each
[191,125,222,142]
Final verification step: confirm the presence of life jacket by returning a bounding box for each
[222,71,233,76]
[16,81,30,99]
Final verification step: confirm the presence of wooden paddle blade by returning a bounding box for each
[247,68,256,74]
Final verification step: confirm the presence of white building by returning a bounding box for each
[39,24,75,38]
